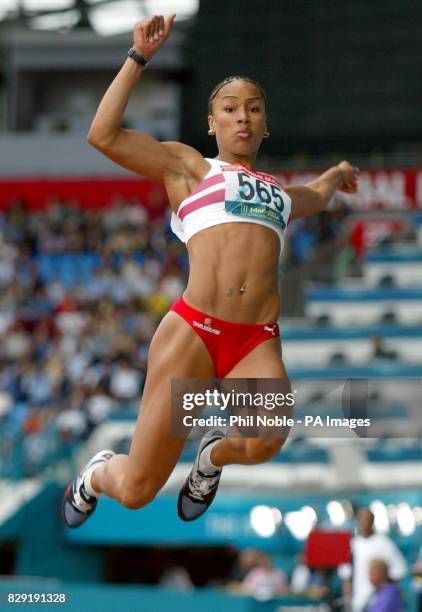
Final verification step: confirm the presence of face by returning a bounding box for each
[357,509,374,536]
[208,79,267,158]
[369,560,387,587]
[239,549,259,571]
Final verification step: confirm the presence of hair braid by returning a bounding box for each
[208,76,267,114]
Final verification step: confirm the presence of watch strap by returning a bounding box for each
[127,47,148,67]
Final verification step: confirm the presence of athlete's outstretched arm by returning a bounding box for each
[87,14,206,183]
[286,161,359,220]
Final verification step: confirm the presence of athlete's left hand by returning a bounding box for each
[337,160,360,194]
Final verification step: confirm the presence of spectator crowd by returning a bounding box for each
[0,197,186,474]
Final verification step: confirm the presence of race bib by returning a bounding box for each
[223,165,289,230]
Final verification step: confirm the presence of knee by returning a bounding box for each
[120,478,158,510]
[246,438,286,464]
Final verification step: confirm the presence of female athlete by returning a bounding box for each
[62,14,359,526]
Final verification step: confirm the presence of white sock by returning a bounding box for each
[198,440,221,474]
[82,464,102,498]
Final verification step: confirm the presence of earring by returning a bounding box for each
[208,129,215,136]
[263,130,270,138]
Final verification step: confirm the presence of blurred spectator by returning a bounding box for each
[56,406,87,442]
[371,336,398,361]
[366,559,403,612]
[412,546,422,612]
[159,564,194,592]
[290,218,316,263]
[0,391,13,420]
[86,386,116,428]
[239,552,288,601]
[290,553,330,599]
[350,220,365,261]
[290,552,312,594]
[226,548,260,590]
[110,358,143,401]
[23,407,44,436]
[340,508,407,612]
[4,321,31,360]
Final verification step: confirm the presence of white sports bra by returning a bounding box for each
[170,158,291,250]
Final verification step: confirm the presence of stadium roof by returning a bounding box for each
[0,0,198,35]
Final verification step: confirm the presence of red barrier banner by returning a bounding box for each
[276,168,422,211]
[0,176,168,217]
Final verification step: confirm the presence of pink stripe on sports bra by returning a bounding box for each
[178,188,226,220]
[187,172,225,199]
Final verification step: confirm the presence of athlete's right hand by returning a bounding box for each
[133,14,176,61]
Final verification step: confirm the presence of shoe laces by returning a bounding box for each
[72,480,95,514]
[188,470,220,501]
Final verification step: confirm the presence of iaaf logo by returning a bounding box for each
[193,319,221,335]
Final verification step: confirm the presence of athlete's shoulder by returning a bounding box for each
[161,143,212,204]
[162,141,209,180]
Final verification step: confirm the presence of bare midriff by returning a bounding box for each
[183,221,280,324]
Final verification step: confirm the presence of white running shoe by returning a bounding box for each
[177,430,225,521]
[61,449,114,528]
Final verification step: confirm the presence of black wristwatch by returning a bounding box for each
[127,47,148,67]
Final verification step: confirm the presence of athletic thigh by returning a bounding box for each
[224,337,291,458]
[125,311,214,490]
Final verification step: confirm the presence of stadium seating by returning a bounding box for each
[282,324,422,367]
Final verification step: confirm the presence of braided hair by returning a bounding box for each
[208,76,267,114]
